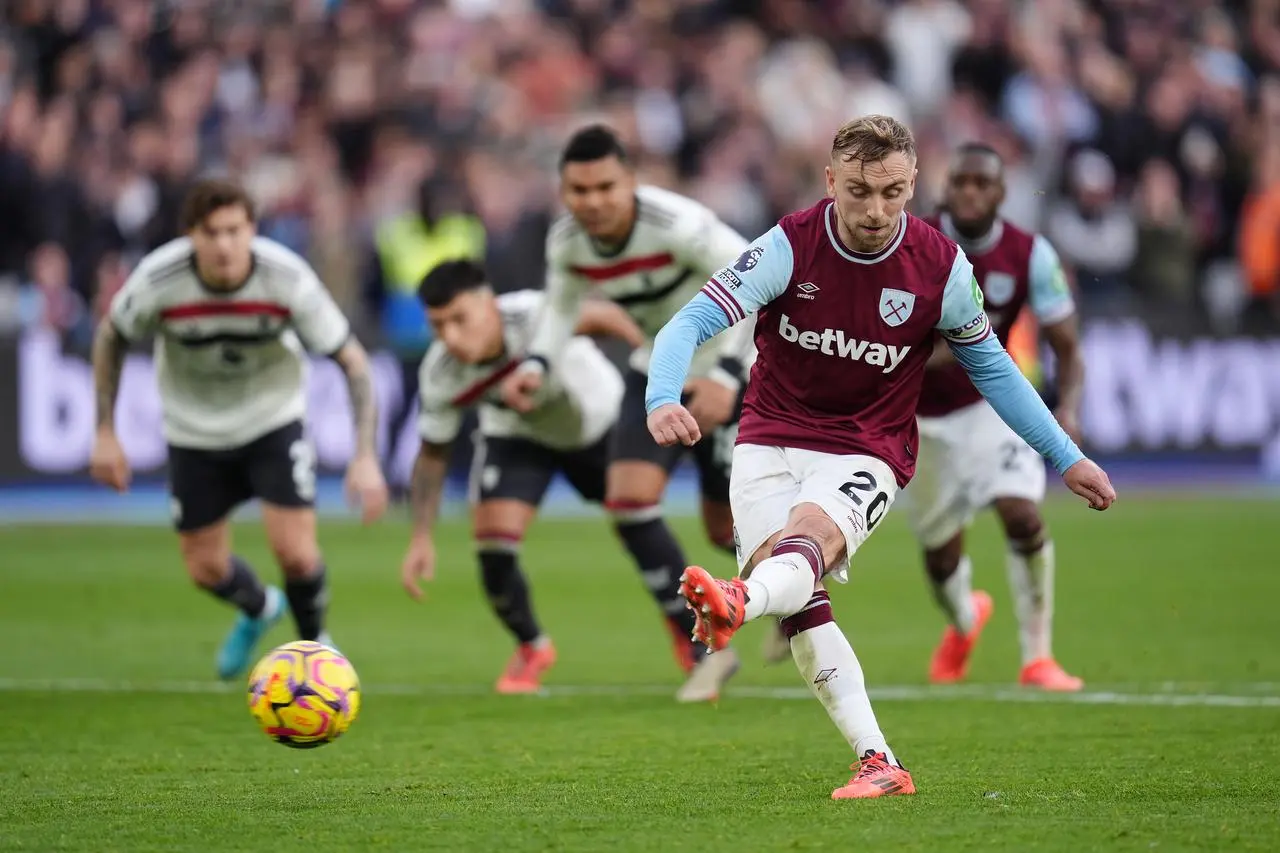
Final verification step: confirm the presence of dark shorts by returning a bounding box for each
[167,420,314,533]
[470,431,610,507]
[610,368,742,503]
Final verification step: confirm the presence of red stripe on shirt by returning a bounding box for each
[451,360,520,408]
[569,252,675,282]
[703,278,744,322]
[159,301,292,321]
[947,320,993,346]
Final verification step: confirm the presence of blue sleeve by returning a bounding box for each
[1027,235,1076,325]
[645,225,794,413]
[948,334,1085,475]
[934,248,993,345]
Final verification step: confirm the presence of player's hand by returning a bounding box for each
[683,377,736,432]
[647,402,701,447]
[1055,407,1083,446]
[400,533,436,600]
[345,452,389,524]
[1062,459,1116,511]
[500,366,543,414]
[89,428,131,493]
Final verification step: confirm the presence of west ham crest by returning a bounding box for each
[984,272,1016,307]
[878,288,915,327]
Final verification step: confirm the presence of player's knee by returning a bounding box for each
[272,541,321,579]
[923,548,961,583]
[604,462,667,510]
[184,555,230,589]
[785,505,845,562]
[996,501,1044,546]
[178,529,230,589]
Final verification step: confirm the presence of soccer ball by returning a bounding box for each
[247,640,361,749]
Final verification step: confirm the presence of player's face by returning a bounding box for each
[825,152,917,254]
[945,153,1005,237]
[427,289,503,365]
[189,204,256,289]
[560,156,637,244]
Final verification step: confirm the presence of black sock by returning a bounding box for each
[479,549,542,645]
[208,555,267,617]
[613,518,708,658]
[285,563,328,641]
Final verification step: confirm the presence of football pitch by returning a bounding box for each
[2,496,1278,851]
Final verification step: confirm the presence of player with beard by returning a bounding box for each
[899,143,1086,691]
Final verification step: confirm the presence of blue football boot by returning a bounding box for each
[216,586,285,680]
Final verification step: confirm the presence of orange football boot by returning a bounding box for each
[928,590,994,684]
[1019,658,1084,692]
[494,641,557,694]
[832,751,917,799]
[678,566,747,651]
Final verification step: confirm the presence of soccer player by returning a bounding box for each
[89,179,388,680]
[500,125,755,684]
[900,143,1086,691]
[645,115,1115,799]
[401,260,730,698]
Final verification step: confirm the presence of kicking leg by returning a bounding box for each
[472,498,556,694]
[995,497,1081,691]
[684,450,914,797]
[922,533,993,684]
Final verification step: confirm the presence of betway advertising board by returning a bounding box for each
[1,321,1279,485]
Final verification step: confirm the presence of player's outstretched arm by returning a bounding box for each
[402,440,451,600]
[89,318,131,492]
[332,340,389,523]
[645,226,793,446]
[948,331,1114,509]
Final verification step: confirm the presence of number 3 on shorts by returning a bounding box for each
[838,470,889,532]
[289,439,317,501]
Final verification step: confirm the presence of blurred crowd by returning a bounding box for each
[4,0,1280,354]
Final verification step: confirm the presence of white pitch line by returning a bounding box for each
[0,677,1277,708]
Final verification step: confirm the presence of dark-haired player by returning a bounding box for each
[90,178,388,680]
[399,260,727,700]
[899,143,1086,691]
[646,116,1114,798]
[500,125,755,696]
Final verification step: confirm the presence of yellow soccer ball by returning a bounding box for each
[247,641,361,749]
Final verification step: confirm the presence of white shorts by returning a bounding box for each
[728,444,899,584]
[898,399,1047,550]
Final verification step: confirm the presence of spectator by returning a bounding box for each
[0,0,1274,339]
[1045,149,1137,309]
[1130,159,1196,311]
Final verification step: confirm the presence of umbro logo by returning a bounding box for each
[814,667,838,685]
[796,281,819,300]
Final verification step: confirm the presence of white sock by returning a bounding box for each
[1006,539,1055,664]
[930,555,976,634]
[744,553,816,620]
[790,621,897,766]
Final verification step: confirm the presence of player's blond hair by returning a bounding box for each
[831,115,916,165]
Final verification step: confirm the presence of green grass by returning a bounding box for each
[1,498,1278,851]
